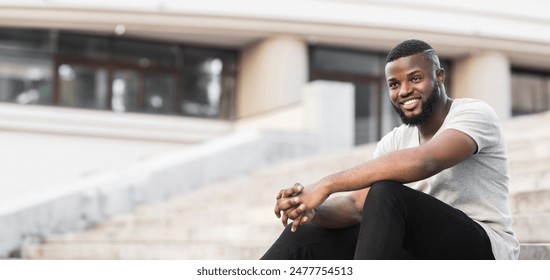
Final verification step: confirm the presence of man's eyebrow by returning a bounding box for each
[407,70,423,77]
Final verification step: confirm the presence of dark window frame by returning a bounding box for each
[53,54,182,114]
[511,67,550,116]
[0,27,239,120]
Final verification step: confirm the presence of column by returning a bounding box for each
[451,52,512,120]
[236,36,308,118]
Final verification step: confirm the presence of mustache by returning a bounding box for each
[393,86,440,126]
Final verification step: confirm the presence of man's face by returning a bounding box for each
[385,53,442,126]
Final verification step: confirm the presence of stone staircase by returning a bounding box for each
[504,111,550,260]
[21,111,550,259]
[21,144,375,259]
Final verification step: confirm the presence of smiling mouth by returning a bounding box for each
[400,98,420,110]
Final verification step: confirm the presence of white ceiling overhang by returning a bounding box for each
[0,0,549,68]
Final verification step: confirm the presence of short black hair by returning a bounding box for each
[385,39,434,63]
[385,39,441,70]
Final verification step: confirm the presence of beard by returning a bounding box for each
[392,85,440,126]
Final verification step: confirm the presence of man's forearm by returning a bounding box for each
[311,195,362,228]
[322,147,435,195]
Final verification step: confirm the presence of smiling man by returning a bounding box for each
[261,39,519,260]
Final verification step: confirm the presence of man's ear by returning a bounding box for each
[436,68,445,85]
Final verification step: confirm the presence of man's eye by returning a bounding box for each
[411,76,421,82]
[389,83,398,89]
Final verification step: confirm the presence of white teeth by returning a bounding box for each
[404,99,418,105]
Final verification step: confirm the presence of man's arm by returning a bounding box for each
[311,188,370,228]
[287,129,477,231]
[327,129,476,193]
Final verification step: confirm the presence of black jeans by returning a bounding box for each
[261,180,495,260]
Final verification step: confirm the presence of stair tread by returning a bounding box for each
[519,243,550,260]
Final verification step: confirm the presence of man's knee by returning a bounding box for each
[363,181,409,211]
[368,180,407,199]
[262,223,348,260]
[274,223,320,247]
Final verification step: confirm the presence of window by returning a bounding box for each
[0,28,51,53]
[114,39,178,68]
[181,48,237,119]
[0,27,237,120]
[144,72,176,115]
[0,54,52,105]
[58,64,108,109]
[0,28,53,105]
[511,69,550,116]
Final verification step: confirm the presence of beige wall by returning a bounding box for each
[236,36,308,118]
[451,52,512,120]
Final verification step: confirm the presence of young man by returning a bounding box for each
[262,39,519,260]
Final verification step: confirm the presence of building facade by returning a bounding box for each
[2,0,550,215]
[2,0,550,142]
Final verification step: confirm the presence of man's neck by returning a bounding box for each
[417,97,453,144]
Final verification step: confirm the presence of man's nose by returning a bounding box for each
[399,82,412,97]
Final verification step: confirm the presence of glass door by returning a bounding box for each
[111,70,177,115]
[111,70,140,113]
[57,63,108,110]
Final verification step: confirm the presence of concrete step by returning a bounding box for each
[23,241,270,260]
[512,213,550,243]
[45,222,282,243]
[509,155,550,176]
[510,189,550,246]
[519,243,550,260]
[508,149,550,193]
[96,207,277,229]
[503,122,550,193]
[510,189,550,214]
[502,111,550,140]
[509,169,550,194]
[507,139,550,157]
[26,238,550,260]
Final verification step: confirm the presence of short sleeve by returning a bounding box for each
[443,99,501,153]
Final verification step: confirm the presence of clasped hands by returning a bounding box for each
[273,182,329,232]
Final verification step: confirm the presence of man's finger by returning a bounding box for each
[285,204,306,220]
[274,203,281,218]
[283,183,304,197]
[277,196,301,212]
[281,211,289,227]
[301,209,315,225]
[290,207,312,231]
[276,189,285,200]
[297,204,306,214]
[293,183,304,193]
[291,214,303,232]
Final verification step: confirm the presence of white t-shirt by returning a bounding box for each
[373,98,519,259]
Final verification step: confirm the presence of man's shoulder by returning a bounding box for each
[450,98,499,121]
[453,98,495,112]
